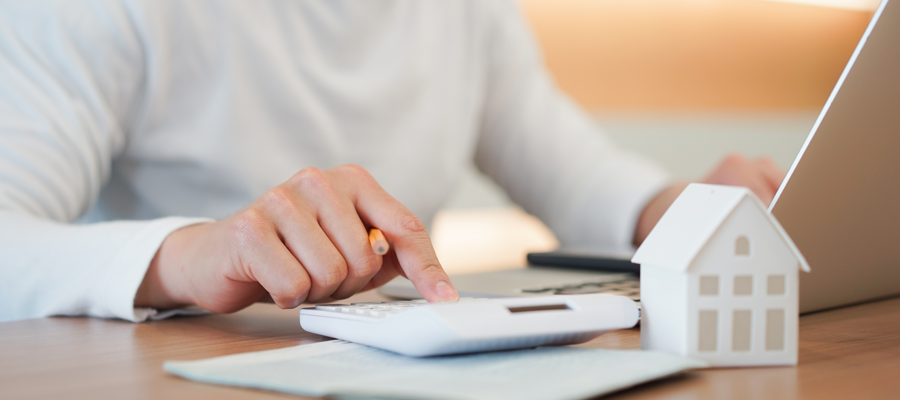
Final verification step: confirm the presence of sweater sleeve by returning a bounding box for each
[0,1,210,323]
[475,0,672,254]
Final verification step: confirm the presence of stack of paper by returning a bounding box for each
[165,341,705,400]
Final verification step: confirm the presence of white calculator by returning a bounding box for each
[299,293,639,357]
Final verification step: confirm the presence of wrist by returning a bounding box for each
[135,223,207,309]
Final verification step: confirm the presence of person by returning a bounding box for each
[0,0,784,323]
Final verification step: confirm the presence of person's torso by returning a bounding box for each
[82,0,494,226]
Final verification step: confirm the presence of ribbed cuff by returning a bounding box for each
[102,216,214,322]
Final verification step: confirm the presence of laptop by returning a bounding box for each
[381,0,900,314]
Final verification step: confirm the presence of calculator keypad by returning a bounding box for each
[518,279,641,309]
[312,298,488,318]
[520,279,640,300]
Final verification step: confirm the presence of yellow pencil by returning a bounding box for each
[368,228,389,255]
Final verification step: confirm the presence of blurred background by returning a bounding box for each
[431,0,877,274]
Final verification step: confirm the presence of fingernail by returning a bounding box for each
[435,281,459,303]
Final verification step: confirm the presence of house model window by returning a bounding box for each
[766,309,785,350]
[699,276,719,296]
[768,275,786,295]
[732,310,752,352]
[698,310,718,352]
[734,276,753,296]
[735,236,750,256]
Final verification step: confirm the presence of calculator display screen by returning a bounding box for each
[507,304,570,313]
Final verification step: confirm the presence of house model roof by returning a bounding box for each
[632,183,810,273]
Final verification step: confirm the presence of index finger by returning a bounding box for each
[335,167,458,303]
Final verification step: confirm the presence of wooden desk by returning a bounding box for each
[3,292,900,399]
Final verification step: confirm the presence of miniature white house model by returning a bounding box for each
[633,183,809,366]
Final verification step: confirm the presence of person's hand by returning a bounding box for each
[634,153,786,245]
[701,153,785,205]
[135,164,459,313]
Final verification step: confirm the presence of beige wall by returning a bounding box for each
[520,0,872,110]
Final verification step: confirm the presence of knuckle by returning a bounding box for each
[418,263,445,277]
[279,275,311,304]
[335,164,372,180]
[315,259,348,288]
[349,254,381,278]
[229,210,269,246]
[723,152,745,166]
[260,186,293,209]
[398,212,426,233]
[290,167,330,191]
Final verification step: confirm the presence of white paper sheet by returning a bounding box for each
[164,341,705,400]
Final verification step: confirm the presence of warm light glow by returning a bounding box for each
[519,0,874,110]
[430,207,558,275]
[763,0,881,11]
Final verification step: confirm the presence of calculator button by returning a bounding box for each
[314,304,346,311]
[370,310,397,317]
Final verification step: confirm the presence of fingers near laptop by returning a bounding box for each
[756,156,787,194]
[703,153,785,206]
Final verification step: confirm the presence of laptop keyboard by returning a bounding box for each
[518,279,641,306]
